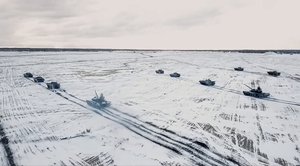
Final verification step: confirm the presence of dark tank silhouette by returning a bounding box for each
[243,85,270,98]
[199,79,215,86]
[170,72,180,77]
[234,67,244,71]
[34,76,44,82]
[23,72,33,78]
[46,82,60,89]
[267,71,280,77]
[156,69,164,74]
[87,92,111,109]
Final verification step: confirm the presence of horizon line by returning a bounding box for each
[0,47,300,54]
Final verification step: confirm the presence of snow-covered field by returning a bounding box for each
[0,51,299,166]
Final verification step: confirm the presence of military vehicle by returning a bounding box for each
[87,92,111,109]
[156,69,164,74]
[33,76,45,82]
[243,85,270,98]
[170,72,180,77]
[23,72,33,78]
[46,82,60,89]
[234,67,244,71]
[267,71,280,77]
[199,79,215,86]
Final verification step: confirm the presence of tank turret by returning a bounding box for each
[87,92,111,109]
[199,79,215,86]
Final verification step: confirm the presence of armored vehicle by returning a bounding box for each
[243,86,270,98]
[156,69,164,74]
[34,76,45,82]
[46,82,60,89]
[267,71,280,77]
[199,79,215,86]
[170,72,180,77]
[87,92,111,109]
[234,67,244,71]
[23,72,33,78]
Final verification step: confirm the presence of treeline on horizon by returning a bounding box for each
[0,48,299,54]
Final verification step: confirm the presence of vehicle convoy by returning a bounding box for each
[267,70,281,77]
[243,85,270,98]
[34,76,45,82]
[46,82,60,89]
[23,72,33,78]
[234,67,244,71]
[156,69,164,74]
[170,72,180,77]
[199,79,215,86]
[87,92,111,109]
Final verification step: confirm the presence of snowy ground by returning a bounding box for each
[0,51,299,166]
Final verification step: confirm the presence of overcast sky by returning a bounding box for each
[0,0,299,49]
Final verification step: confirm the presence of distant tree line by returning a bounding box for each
[0,48,299,54]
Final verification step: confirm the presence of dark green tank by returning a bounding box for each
[87,92,111,109]
[234,67,244,71]
[46,82,60,89]
[23,72,33,78]
[170,72,180,77]
[267,71,280,77]
[243,86,270,98]
[199,79,215,86]
[156,69,164,74]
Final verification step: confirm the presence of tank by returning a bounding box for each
[23,72,33,78]
[243,86,270,98]
[87,92,111,109]
[46,82,60,89]
[156,69,164,74]
[199,79,215,86]
[267,71,280,77]
[234,67,244,71]
[170,72,180,77]
[34,76,45,82]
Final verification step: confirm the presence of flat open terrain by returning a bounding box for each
[0,51,299,166]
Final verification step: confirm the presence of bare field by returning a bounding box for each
[0,51,299,166]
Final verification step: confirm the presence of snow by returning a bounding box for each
[0,50,299,165]
[0,144,8,166]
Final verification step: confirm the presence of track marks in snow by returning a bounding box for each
[2,51,300,165]
[80,152,114,166]
[0,67,109,165]
[37,85,244,166]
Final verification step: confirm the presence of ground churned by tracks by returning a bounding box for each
[0,123,16,166]
[1,51,300,165]
[29,78,245,166]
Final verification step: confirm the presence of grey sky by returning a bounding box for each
[0,0,299,49]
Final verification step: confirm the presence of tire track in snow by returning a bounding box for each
[63,96,236,165]
[213,85,300,106]
[154,67,300,107]
[160,73,300,106]
[26,79,212,165]
[0,67,19,166]
[105,107,245,166]
[25,78,246,166]
[100,109,223,165]
[167,57,300,86]
[0,124,16,166]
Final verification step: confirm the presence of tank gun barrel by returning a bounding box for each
[244,84,252,89]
